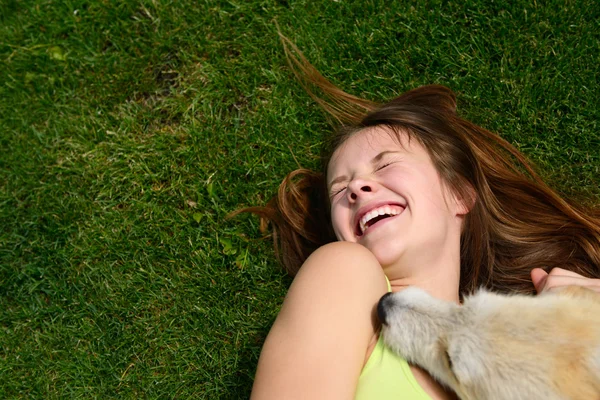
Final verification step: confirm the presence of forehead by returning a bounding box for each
[327,127,411,175]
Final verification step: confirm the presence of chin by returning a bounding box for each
[362,242,405,269]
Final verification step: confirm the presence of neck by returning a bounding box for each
[388,269,460,303]
[386,240,461,304]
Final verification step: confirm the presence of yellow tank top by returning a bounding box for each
[354,277,432,400]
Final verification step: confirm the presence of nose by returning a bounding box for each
[347,180,374,202]
[377,292,394,325]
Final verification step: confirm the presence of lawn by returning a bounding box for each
[1,0,599,398]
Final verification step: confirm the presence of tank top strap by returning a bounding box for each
[384,275,392,293]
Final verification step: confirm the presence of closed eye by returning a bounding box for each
[376,161,394,171]
[331,187,347,198]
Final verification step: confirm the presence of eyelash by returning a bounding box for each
[376,161,393,171]
[332,187,346,197]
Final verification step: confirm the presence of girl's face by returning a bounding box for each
[327,127,468,270]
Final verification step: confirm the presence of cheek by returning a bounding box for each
[330,208,349,240]
[414,173,451,211]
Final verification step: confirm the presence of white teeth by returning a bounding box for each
[358,205,404,235]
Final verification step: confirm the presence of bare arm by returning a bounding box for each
[251,242,388,400]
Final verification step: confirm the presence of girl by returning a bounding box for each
[246,37,600,399]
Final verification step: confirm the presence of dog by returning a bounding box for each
[377,285,600,400]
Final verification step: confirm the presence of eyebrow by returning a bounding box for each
[328,151,400,188]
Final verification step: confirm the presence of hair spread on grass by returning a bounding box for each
[240,33,600,295]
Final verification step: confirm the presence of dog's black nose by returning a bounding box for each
[377,292,394,325]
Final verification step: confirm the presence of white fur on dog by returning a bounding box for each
[379,286,600,400]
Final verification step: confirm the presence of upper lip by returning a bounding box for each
[353,200,406,236]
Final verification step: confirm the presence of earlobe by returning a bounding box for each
[454,184,477,216]
[446,184,476,217]
[457,198,475,217]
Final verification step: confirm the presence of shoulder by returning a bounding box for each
[251,242,388,399]
[283,242,388,330]
[295,241,387,290]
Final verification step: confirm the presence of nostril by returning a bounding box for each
[377,292,393,325]
[350,192,357,200]
[361,186,371,192]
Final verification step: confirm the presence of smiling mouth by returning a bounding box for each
[356,205,405,237]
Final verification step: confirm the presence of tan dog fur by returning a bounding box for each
[378,285,600,400]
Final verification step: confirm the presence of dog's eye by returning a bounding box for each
[438,338,454,372]
[445,349,453,371]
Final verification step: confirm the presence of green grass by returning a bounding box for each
[1,0,599,397]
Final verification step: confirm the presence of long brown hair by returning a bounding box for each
[241,34,600,295]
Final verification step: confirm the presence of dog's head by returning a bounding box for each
[378,287,464,389]
[378,287,600,400]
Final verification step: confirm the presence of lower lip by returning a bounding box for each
[359,210,405,238]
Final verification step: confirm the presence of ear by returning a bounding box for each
[447,183,477,217]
